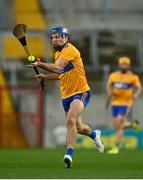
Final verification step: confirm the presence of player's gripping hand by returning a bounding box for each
[35,74,46,82]
[26,58,41,67]
[133,93,139,100]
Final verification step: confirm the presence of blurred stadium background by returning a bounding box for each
[0,0,143,151]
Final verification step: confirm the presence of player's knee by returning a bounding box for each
[67,118,76,127]
[115,123,123,130]
[117,115,125,121]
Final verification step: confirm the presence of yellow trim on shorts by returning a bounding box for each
[81,92,88,102]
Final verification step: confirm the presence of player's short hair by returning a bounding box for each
[118,57,131,65]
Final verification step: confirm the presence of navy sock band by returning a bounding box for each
[66,147,74,157]
[89,130,96,139]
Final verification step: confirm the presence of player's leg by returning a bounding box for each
[63,90,104,168]
[67,100,84,147]
[64,99,84,168]
[76,116,91,135]
[123,107,141,131]
[108,106,126,154]
[123,106,133,128]
[113,115,125,148]
[76,116,104,153]
[124,119,141,131]
[108,115,125,154]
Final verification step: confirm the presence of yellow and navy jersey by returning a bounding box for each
[54,43,90,99]
[108,71,141,107]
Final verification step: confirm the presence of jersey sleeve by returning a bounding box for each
[133,75,141,88]
[60,46,76,62]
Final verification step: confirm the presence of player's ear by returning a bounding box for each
[67,35,70,40]
[63,34,69,40]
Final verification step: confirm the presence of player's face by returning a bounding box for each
[119,63,130,73]
[51,33,68,47]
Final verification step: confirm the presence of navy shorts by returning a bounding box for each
[62,91,91,112]
[112,105,128,117]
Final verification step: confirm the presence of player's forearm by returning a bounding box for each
[37,61,61,73]
[107,85,113,97]
[134,86,142,99]
[42,73,59,80]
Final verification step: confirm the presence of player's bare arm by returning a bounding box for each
[35,73,59,82]
[107,84,113,97]
[105,84,113,108]
[133,85,142,100]
[26,57,68,73]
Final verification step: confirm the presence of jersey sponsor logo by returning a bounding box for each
[113,82,132,89]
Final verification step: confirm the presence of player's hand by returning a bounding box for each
[133,93,139,100]
[35,74,45,82]
[26,58,41,67]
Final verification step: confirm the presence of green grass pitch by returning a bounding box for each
[0,148,143,179]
